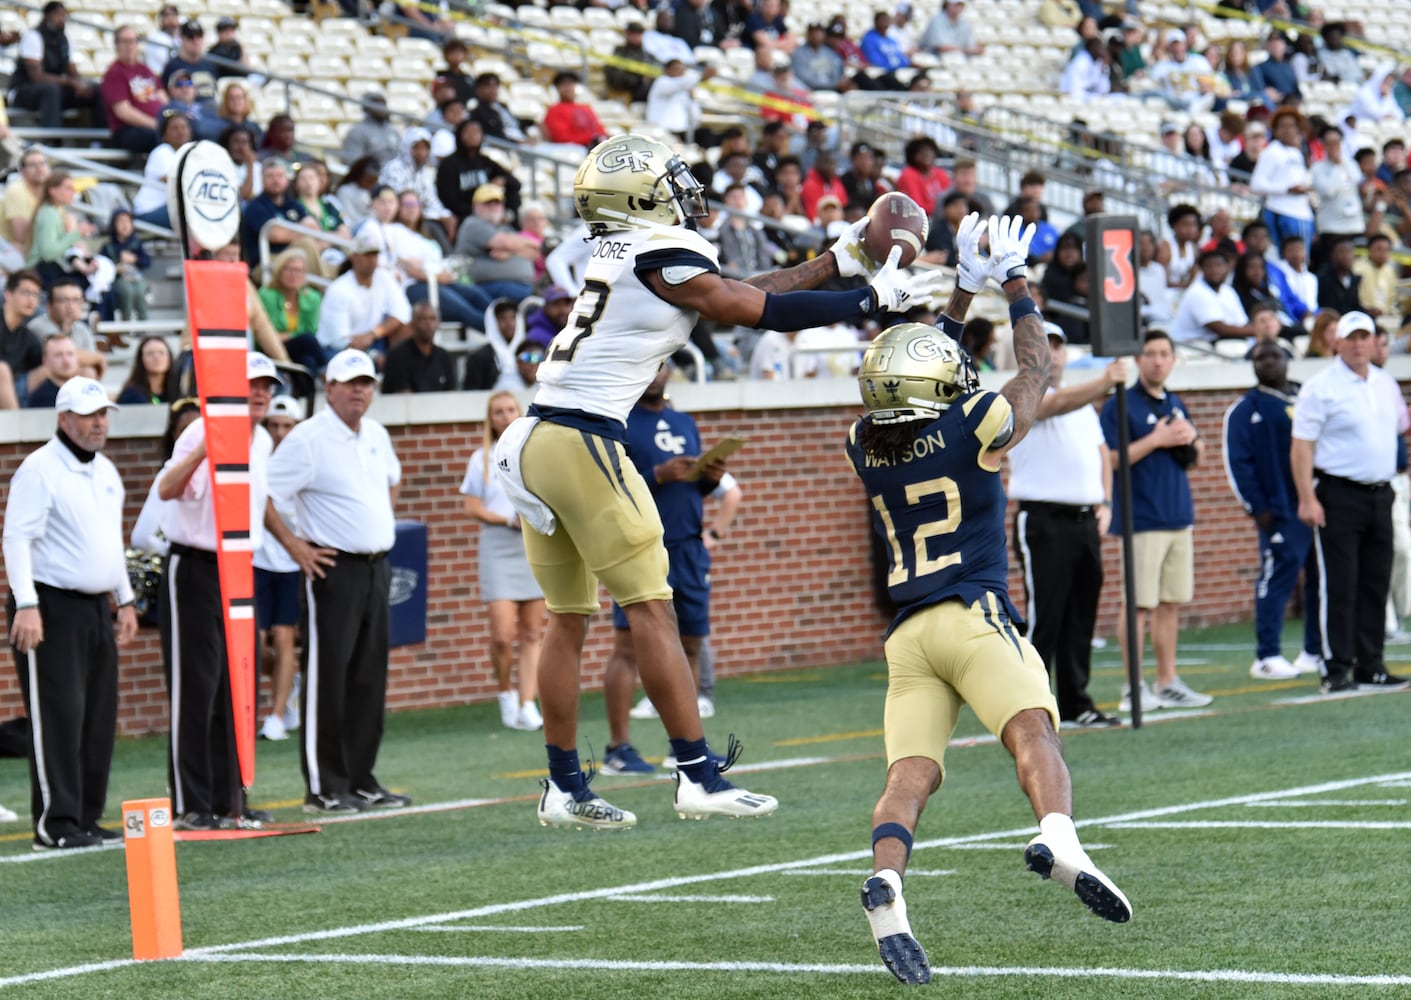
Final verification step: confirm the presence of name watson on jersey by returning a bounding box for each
[860,428,948,468]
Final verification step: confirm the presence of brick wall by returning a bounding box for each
[0,380,1374,735]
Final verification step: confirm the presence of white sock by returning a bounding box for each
[864,868,912,939]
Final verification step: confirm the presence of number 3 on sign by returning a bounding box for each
[1101,229,1136,303]
[871,476,962,587]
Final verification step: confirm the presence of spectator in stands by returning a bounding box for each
[838,141,888,212]
[1272,235,1318,321]
[1003,170,1049,221]
[381,302,456,393]
[1018,197,1060,265]
[1200,209,1240,258]
[749,122,790,190]
[742,0,794,54]
[452,185,537,304]
[220,125,262,203]
[25,172,96,291]
[336,156,380,230]
[715,184,780,278]
[605,23,658,104]
[1304,308,1340,357]
[398,1,453,42]
[800,150,847,223]
[1394,66,1411,117]
[1252,32,1300,108]
[514,200,551,284]
[646,60,711,145]
[429,97,466,162]
[1353,233,1399,332]
[23,332,79,408]
[258,113,306,164]
[433,39,475,105]
[316,233,410,355]
[130,110,190,230]
[100,208,149,322]
[26,275,103,376]
[893,136,949,218]
[948,158,993,215]
[257,248,327,373]
[240,159,330,277]
[522,286,573,349]
[711,149,765,210]
[1228,121,1266,183]
[1042,233,1090,344]
[116,335,175,405]
[919,1,984,58]
[1150,29,1214,111]
[919,191,967,267]
[1061,36,1112,98]
[825,16,867,71]
[675,0,727,51]
[1170,249,1254,343]
[160,21,218,101]
[542,72,608,152]
[888,2,919,57]
[462,298,524,391]
[1205,110,1246,177]
[101,25,167,154]
[1212,40,1258,108]
[8,2,97,131]
[217,82,262,148]
[643,9,696,68]
[762,64,814,133]
[771,156,806,217]
[207,17,249,79]
[0,269,44,409]
[1153,121,1217,196]
[378,128,454,246]
[145,5,181,75]
[793,22,849,92]
[960,317,997,372]
[860,12,910,72]
[1232,251,1295,327]
[1,149,48,255]
[1318,22,1363,85]
[1310,125,1366,267]
[207,240,290,364]
[1138,229,1176,325]
[161,71,221,142]
[341,93,400,170]
[436,119,521,224]
[469,73,527,145]
[1251,108,1315,250]
[1348,68,1405,127]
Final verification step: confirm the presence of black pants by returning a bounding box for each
[1313,473,1394,682]
[1014,502,1103,720]
[7,585,117,844]
[160,545,243,818]
[301,552,390,798]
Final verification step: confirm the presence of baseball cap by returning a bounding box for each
[1043,321,1067,343]
[1160,121,1180,136]
[180,19,203,37]
[246,352,286,386]
[625,21,644,33]
[1165,28,1186,45]
[55,377,118,415]
[325,349,379,383]
[542,286,572,302]
[816,194,843,211]
[472,184,506,205]
[216,15,236,30]
[267,396,303,420]
[349,232,381,255]
[1336,310,1376,339]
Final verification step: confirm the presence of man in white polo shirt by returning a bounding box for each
[1009,323,1127,729]
[4,376,138,849]
[1293,310,1411,694]
[316,233,411,355]
[156,352,282,831]
[265,348,410,815]
[1169,250,1255,345]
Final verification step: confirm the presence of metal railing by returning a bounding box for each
[33,145,177,240]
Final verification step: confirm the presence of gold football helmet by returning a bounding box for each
[574,134,707,234]
[858,322,979,423]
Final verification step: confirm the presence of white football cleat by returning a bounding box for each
[861,869,930,984]
[1024,834,1132,923]
[697,694,715,719]
[517,699,543,731]
[674,771,777,820]
[537,778,636,831]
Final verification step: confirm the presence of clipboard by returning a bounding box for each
[684,436,747,481]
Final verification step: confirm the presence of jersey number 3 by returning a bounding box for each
[548,279,611,363]
[871,476,962,587]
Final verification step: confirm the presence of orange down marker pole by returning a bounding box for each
[123,798,183,960]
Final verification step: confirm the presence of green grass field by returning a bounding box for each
[2,623,1410,998]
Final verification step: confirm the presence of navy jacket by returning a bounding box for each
[1222,383,1298,522]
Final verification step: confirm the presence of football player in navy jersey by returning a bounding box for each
[846,216,1132,985]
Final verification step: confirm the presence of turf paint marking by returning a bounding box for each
[1246,799,1407,808]
[412,925,585,934]
[4,769,1410,991]
[1108,820,1411,831]
[609,894,774,904]
[783,868,957,877]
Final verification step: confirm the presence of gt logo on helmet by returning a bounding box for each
[597,146,655,173]
[905,335,953,362]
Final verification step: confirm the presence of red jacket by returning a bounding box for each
[801,171,847,222]
[542,102,606,147]
[895,164,952,216]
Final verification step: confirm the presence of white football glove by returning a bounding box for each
[987,214,1037,285]
[868,246,950,314]
[953,211,989,293]
[828,216,874,278]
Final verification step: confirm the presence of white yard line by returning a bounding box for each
[1109,820,1411,831]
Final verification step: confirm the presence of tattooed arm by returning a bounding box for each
[997,275,1054,447]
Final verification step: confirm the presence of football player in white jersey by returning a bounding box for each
[496,133,945,830]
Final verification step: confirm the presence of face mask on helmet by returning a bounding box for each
[857,323,980,424]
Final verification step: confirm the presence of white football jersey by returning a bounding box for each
[533,224,719,425]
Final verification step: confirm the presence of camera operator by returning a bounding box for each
[1101,329,1212,711]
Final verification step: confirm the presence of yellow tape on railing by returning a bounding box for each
[1181,0,1403,61]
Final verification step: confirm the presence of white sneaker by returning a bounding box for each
[1117,680,1156,713]
[0,802,18,822]
[628,695,659,720]
[1292,650,1324,675]
[282,674,302,731]
[1250,655,1299,680]
[860,869,930,984]
[517,699,543,731]
[697,694,715,719]
[259,714,287,741]
[1154,676,1214,708]
[536,778,636,831]
[674,771,778,820]
[1024,834,1132,923]
[498,691,519,729]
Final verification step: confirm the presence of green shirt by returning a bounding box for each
[257,285,322,337]
[25,204,83,267]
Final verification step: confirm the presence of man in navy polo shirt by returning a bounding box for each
[1101,329,1212,711]
[239,159,324,274]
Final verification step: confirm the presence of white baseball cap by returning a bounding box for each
[55,377,118,416]
[1043,321,1067,343]
[1335,310,1376,339]
[246,352,287,385]
[325,349,380,383]
[267,396,304,420]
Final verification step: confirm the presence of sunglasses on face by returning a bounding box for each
[517,350,544,364]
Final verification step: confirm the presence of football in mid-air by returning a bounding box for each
[864,192,930,268]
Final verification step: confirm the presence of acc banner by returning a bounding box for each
[184,261,257,789]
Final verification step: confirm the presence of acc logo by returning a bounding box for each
[389,567,418,606]
[184,168,237,224]
[150,806,170,827]
[905,335,952,363]
[598,145,654,173]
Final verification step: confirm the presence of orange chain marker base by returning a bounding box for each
[122,798,183,960]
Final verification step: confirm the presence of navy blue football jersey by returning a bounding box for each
[846,390,1021,635]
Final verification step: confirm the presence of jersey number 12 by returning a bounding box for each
[871,476,962,587]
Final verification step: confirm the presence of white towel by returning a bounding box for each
[492,416,557,536]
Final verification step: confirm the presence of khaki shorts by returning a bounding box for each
[882,595,1059,779]
[519,420,672,615]
[1129,527,1194,609]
